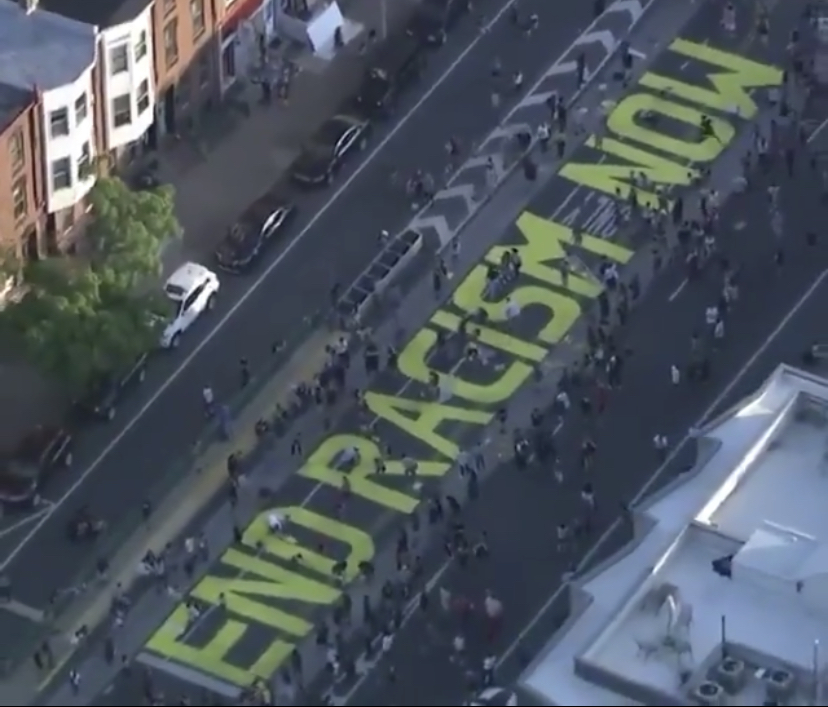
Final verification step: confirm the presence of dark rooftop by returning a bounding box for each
[37,0,151,28]
[0,81,33,135]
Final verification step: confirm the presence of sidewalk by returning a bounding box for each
[5,329,338,705]
[160,0,421,272]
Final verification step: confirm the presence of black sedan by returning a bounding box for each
[74,353,150,422]
[407,0,470,45]
[215,192,295,273]
[0,425,73,507]
[290,114,370,186]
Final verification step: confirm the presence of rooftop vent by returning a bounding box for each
[692,681,726,706]
[714,657,746,693]
[762,667,796,703]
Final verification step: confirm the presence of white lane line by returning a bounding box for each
[0,0,524,573]
[809,116,828,144]
[0,503,52,541]
[668,278,687,301]
[497,267,828,667]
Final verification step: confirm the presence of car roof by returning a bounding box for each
[165,262,212,294]
[369,32,421,75]
[313,114,362,146]
[241,193,289,228]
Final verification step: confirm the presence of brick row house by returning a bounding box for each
[0,0,300,262]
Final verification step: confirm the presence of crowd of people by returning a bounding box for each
[45,1,828,705]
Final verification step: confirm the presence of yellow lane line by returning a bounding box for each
[33,329,338,693]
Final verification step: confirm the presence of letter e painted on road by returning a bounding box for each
[399,327,532,405]
[192,548,338,636]
[146,608,294,688]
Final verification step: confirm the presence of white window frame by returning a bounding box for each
[74,93,88,125]
[135,30,148,61]
[49,108,69,138]
[137,80,150,114]
[112,94,132,128]
[51,157,72,191]
[78,141,92,179]
[110,43,129,75]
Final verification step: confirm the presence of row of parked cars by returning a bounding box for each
[0,0,472,509]
[212,0,472,274]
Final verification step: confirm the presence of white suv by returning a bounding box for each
[160,262,220,349]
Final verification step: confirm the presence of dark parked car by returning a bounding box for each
[407,0,470,45]
[353,33,426,118]
[74,353,150,422]
[290,114,370,186]
[0,425,73,507]
[215,192,295,273]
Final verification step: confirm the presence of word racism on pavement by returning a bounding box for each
[143,38,782,690]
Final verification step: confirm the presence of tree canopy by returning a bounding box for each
[0,177,181,393]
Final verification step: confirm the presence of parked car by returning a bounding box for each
[74,353,150,422]
[0,425,73,507]
[160,262,220,349]
[215,191,295,273]
[407,0,470,45]
[290,114,370,186]
[353,32,426,118]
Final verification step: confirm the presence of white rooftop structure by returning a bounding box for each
[519,365,828,706]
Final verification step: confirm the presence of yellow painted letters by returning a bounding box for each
[147,610,293,686]
[430,309,547,362]
[398,328,532,405]
[192,549,337,636]
[608,94,734,162]
[244,506,375,581]
[562,136,694,208]
[298,435,450,513]
[655,38,783,119]
[365,393,490,459]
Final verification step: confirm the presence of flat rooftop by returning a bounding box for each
[0,0,96,93]
[519,365,828,706]
[38,0,150,29]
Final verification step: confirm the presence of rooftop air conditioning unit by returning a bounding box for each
[763,667,796,702]
[715,657,747,693]
[692,681,726,706]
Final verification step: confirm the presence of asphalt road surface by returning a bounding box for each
[330,18,828,707]
[0,0,598,619]
[333,110,828,707]
[63,2,818,704]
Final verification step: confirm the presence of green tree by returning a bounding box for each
[0,177,180,392]
[2,261,162,391]
[87,176,181,289]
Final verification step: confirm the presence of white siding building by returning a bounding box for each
[100,5,155,151]
[41,69,97,214]
[0,0,97,237]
